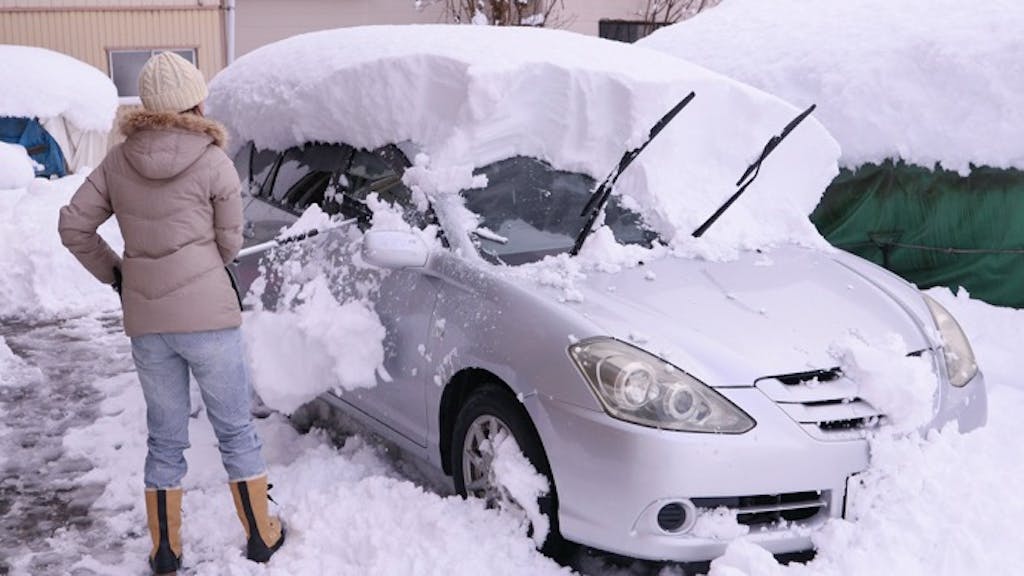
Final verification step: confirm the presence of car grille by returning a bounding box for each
[692,490,829,527]
[756,368,885,440]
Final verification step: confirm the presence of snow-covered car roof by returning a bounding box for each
[639,0,1024,173]
[0,45,118,132]
[209,25,840,255]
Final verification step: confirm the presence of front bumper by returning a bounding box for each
[528,371,987,563]
[530,387,868,562]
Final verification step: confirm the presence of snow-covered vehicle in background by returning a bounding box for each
[209,26,987,562]
[0,45,117,179]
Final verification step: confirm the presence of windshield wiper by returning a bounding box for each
[691,104,817,238]
[571,91,696,255]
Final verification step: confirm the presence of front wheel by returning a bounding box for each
[451,385,565,556]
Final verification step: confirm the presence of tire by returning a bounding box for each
[451,385,566,558]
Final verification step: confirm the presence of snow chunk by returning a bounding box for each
[244,275,386,414]
[0,45,118,132]
[640,0,1024,172]
[209,25,840,256]
[707,539,784,576]
[278,203,334,239]
[0,142,34,189]
[0,175,124,320]
[828,332,938,432]
[692,506,749,540]
[491,432,550,546]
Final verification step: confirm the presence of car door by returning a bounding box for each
[233,141,437,448]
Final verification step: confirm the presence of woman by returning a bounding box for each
[58,52,284,575]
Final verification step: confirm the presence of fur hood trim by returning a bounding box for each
[121,109,228,149]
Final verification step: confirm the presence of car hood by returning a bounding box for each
[565,246,931,387]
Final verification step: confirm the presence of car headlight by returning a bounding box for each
[921,294,978,387]
[568,337,755,433]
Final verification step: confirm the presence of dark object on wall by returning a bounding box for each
[0,116,68,178]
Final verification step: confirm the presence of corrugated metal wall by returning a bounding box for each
[0,5,224,81]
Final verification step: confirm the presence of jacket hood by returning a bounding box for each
[560,246,932,387]
[120,110,228,180]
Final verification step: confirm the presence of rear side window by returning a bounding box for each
[244,140,434,229]
[269,144,349,209]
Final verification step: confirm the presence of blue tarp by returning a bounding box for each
[0,116,67,178]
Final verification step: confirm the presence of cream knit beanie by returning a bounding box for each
[138,52,208,113]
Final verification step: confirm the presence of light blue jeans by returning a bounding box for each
[131,328,266,489]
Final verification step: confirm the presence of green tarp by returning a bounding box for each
[811,160,1024,308]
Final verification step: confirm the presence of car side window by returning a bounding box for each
[337,145,434,230]
[244,141,434,229]
[250,147,279,198]
[268,144,349,210]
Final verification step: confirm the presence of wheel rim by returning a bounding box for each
[461,414,516,509]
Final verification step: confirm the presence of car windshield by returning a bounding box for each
[462,157,657,265]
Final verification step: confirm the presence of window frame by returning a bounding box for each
[107,47,199,98]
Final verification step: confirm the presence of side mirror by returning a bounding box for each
[362,229,430,269]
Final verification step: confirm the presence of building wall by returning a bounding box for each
[0,3,225,82]
[0,0,219,8]
[235,0,644,57]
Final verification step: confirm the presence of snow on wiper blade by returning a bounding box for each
[692,104,817,239]
[571,91,696,256]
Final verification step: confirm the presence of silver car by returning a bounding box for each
[220,28,987,563]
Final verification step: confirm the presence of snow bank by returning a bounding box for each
[209,25,840,256]
[0,175,123,320]
[60,370,569,575]
[0,336,43,388]
[639,0,1024,173]
[0,45,118,132]
[0,142,35,189]
[700,290,1024,576]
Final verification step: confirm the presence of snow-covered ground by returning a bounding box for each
[1,177,1023,575]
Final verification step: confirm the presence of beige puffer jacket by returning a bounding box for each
[58,110,243,337]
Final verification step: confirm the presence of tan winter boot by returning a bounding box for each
[144,488,183,575]
[229,475,285,563]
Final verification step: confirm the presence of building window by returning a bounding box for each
[108,49,197,97]
[598,20,668,43]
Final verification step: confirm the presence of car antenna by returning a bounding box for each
[571,91,696,256]
[691,104,817,238]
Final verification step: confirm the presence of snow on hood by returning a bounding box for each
[0,45,118,132]
[639,0,1024,173]
[549,245,930,386]
[208,25,840,256]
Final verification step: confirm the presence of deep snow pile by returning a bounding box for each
[7,286,1019,576]
[0,44,119,132]
[639,0,1024,172]
[209,25,840,256]
[0,142,35,189]
[52,369,571,576]
[701,286,1024,576]
[0,175,123,320]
